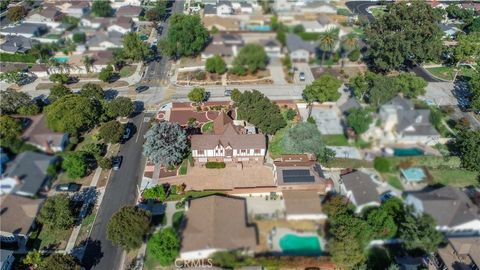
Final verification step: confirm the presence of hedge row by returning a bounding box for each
[0,53,37,63]
[205,161,226,169]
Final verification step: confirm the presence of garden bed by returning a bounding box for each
[36,80,129,90]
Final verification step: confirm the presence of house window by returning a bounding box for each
[254,149,261,154]
[241,149,247,154]
[198,150,204,155]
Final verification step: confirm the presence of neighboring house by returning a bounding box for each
[86,31,123,50]
[80,17,110,31]
[0,63,28,74]
[201,33,244,59]
[283,190,327,220]
[191,111,266,164]
[0,23,48,38]
[300,2,337,14]
[202,16,241,31]
[180,195,257,260]
[0,249,15,270]
[66,1,90,18]
[1,151,56,198]
[0,194,43,245]
[29,64,49,78]
[0,36,33,54]
[116,5,143,21]
[285,33,317,62]
[20,115,69,152]
[405,186,480,235]
[24,7,64,28]
[107,16,134,34]
[217,1,233,16]
[339,96,362,115]
[273,154,332,192]
[273,0,306,13]
[110,0,143,8]
[67,50,114,74]
[440,23,463,38]
[203,4,217,16]
[301,17,338,33]
[435,236,480,270]
[340,170,381,213]
[379,96,440,145]
[231,2,253,14]
[259,39,282,58]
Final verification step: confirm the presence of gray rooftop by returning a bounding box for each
[341,171,381,206]
[3,151,56,197]
[339,97,361,113]
[286,33,317,53]
[0,35,33,53]
[0,23,47,36]
[204,4,216,15]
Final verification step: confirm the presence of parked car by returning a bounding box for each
[112,156,123,171]
[224,89,232,96]
[123,126,131,140]
[299,72,305,81]
[55,183,82,192]
[135,85,149,93]
[380,191,394,202]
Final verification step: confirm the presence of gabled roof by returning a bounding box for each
[408,186,480,227]
[339,97,361,113]
[213,111,234,135]
[0,23,47,36]
[21,114,66,149]
[0,194,43,235]
[341,170,380,206]
[0,35,33,53]
[283,190,323,215]
[116,5,143,17]
[204,4,216,15]
[286,33,316,53]
[384,95,414,111]
[181,195,257,253]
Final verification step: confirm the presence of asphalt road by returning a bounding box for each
[82,112,149,270]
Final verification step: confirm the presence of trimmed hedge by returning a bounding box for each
[0,53,37,63]
[205,161,226,169]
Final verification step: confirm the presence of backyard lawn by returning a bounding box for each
[322,134,349,146]
[429,169,479,187]
[381,173,404,190]
[201,121,214,133]
[268,126,288,159]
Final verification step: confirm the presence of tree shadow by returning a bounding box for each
[80,238,104,270]
[104,89,119,100]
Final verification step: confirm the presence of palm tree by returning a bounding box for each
[319,28,339,66]
[82,56,93,73]
[341,33,358,67]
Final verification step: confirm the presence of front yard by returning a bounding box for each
[28,225,72,251]
[426,65,478,81]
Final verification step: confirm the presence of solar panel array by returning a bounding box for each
[282,169,315,183]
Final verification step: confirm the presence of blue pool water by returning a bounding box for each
[393,148,424,156]
[279,234,322,256]
[401,168,426,182]
[244,25,271,31]
[53,57,69,63]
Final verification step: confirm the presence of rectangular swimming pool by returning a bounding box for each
[393,148,424,156]
[279,234,322,256]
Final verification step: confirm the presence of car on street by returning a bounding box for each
[55,183,82,192]
[299,72,305,81]
[135,85,149,93]
[112,156,123,171]
[224,89,232,96]
[123,126,131,140]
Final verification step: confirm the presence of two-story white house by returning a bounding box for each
[191,111,266,165]
[216,1,233,16]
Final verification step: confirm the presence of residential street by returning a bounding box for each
[82,112,149,270]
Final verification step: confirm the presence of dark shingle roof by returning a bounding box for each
[286,33,316,53]
[341,171,380,206]
[0,35,33,53]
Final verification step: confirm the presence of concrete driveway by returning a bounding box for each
[309,106,344,134]
[267,59,288,85]
[293,63,315,85]
[422,82,457,106]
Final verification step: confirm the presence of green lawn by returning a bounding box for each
[369,7,385,18]
[323,134,349,146]
[385,174,404,190]
[30,226,72,250]
[0,52,37,63]
[429,169,479,187]
[268,126,288,159]
[119,65,135,78]
[178,159,188,175]
[426,66,456,81]
[172,211,184,230]
[201,121,214,133]
[298,32,321,41]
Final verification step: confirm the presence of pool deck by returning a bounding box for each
[268,227,325,254]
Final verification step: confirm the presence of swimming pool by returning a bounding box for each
[279,234,322,256]
[244,25,271,31]
[401,167,426,182]
[52,57,69,63]
[393,147,424,156]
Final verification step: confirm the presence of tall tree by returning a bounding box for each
[7,5,26,22]
[49,84,72,103]
[0,115,23,148]
[346,108,373,135]
[365,1,443,71]
[107,206,151,251]
[232,44,268,74]
[0,70,28,86]
[399,210,444,253]
[103,97,134,118]
[79,83,104,100]
[454,130,480,171]
[341,32,358,66]
[0,89,33,114]
[205,55,227,74]
[62,152,88,179]
[37,194,75,229]
[82,55,94,73]
[319,28,339,66]
[41,254,80,270]
[159,14,209,58]
[122,32,151,62]
[454,32,480,64]
[91,0,113,17]
[147,227,180,266]
[99,120,124,144]
[282,122,334,162]
[98,64,115,82]
[187,87,207,103]
[302,74,342,103]
[143,122,188,166]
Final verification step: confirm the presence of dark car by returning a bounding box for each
[55,183,82,192]
[112,156,123,171]
[123,126,131,140]
[135,85,149,93]
[224,89,232,96]
[299,72,305,81]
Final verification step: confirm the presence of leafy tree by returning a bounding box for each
[187,87,207,103]
[346,108,372,134]
[465,17,480,33]
[122,32,151,61]
[445,4,474,21]
[232,44,268,74]
[41,253,80,270]
[302,74,342,103]
[0,89,34,114]
[368,76,401,107]
[49,84,72,103]
[469,74,480,111]
[348,48,361,62]
[45,95,101,133]
[319,28,339,65]
[82,143,105,160]
[146,1,167,21]
[91,0,113,17]
[49,73,70,84]
[366,207,397,239]
[62,152,88,179]
[23,250,42,269]
[104,97,134,118]
[374,157,391,173]
[107,206,151,250]
[7,5,26,22]
[79,83,104,100]
[284,108,296,121]
[205,55,227,74]
[147,228,180,266]
[0,70,28,85]
[454,130,480,171]
[37,194,75,229]
[98,64,115,82]
[143,122,188,166]
[399,210,444,253]
[0,115,22,148]
[329,236,366,269]
[98,157,112,169]
[159,14,209,58]
[282,122,333,162]
[142,185,167,200]
[365,1,443,71]
[454,32,480,64]
[395,73,427,98]
[99,120,125,144]
[17,103,40,116]
[72,32,86,44]
[233,90,286,134]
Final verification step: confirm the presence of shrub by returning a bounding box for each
[374,157,391,172]
[229,65,246,76]
[194,71,206,80]
[205,162,226,169]
[143,185,167,201]
[284,108,296,121]
[98,157,112,169]
[348,48,361,62]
